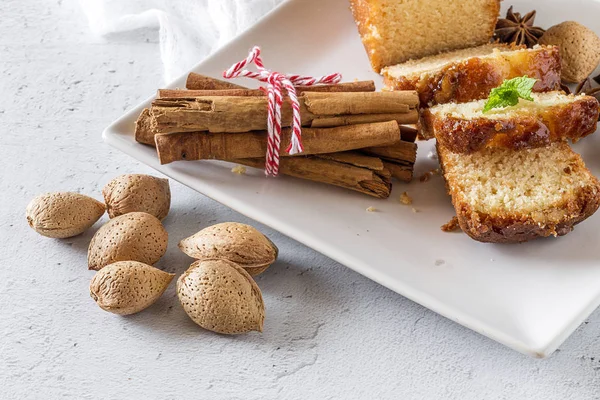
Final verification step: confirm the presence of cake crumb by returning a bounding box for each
[411,208,419,213]
[420,168,440,182]
[399,192,412,205]
[434,259,445,266]
[427,151,438,160]
[441,216,460,232]
[231,165,247,175]
[366,206,377,212]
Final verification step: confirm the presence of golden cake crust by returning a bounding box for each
[384,45,562,107]
[349,0,501,73]
[437,143,600,243]
[420,95,599,153]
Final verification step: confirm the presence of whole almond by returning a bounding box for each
[90,261,175,315]
[103,174,171,220]
[26,192,105,238]
[88,212,168,270]
[177,259,265,334]
[539,21,600,83]
[178,222,278,276]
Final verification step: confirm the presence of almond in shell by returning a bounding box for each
[102,174,171,220]
[177,259,265,334]
[88,212,168,271]
[178,222,278,276]
[539,21,600,83]
[26,192,105,238]
[90,261,175,315]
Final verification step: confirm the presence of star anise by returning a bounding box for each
[494,6,546,48]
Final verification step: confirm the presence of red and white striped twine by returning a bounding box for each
[223,46,342,176]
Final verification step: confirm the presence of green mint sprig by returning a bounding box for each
[482,76,538,113]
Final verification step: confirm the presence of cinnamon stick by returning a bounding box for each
[316,152,388,172]
[382,161,413,182]
[363,141,417,164]
[135,108,155,145]
[159,80,376,99]
[233,153,391,198]
[399,125,418,142]
[294,80,376,94]
[302,91,419,115]
[149,92,419,134]
[310,112,418,128]
[154,121,401,164]
[186,73,246,90]
[185,72,376,94]
[158,88,264,98]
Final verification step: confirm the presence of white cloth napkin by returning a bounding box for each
[80,0,283,82]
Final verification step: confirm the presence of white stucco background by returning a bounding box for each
[2,1,600,399]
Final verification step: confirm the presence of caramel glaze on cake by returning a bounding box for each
[383,45,562,107]
[420,92,600,153]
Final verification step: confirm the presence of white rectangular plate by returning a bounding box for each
[103,0,600,357]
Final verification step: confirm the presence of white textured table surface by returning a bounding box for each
[2,1,600,399]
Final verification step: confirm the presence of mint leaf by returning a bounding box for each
[482,76,537,113]
[504,75,536,100]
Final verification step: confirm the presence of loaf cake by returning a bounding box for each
[420,92,600,153]
[383,44,562,107]
[349,0,501,73]
[438,142,600,243]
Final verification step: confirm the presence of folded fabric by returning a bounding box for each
[79,0,283,82]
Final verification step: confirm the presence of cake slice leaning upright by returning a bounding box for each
[438,142,600,243]
[349,0,501,73]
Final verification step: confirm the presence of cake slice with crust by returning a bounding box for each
[438,142,600,243]
[383,44,561,107]
[349,0,500,73]
[420,91,599,154]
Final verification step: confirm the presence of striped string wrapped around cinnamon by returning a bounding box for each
[222,46,342,176]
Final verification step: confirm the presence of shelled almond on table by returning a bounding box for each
[179,222,278,277]
[177,259,266,335]
[103,174,171,220]
[26,192,105,239]
[87,211,169,271]
[134,73,419,198]
[90,261,175,315]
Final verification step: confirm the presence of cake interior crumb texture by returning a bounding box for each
[383,44,553,79]
[384,43,509,77]
[440,142,597,216]
[431,92,581,119]
[350,0,500,72]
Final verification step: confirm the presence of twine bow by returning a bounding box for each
[223,46,342,176]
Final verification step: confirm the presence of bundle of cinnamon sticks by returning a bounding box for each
[135,72,419,198]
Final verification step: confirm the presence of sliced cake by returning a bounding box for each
[438,142,600,243]
[383,44,562,107]
[420,91,599,154]
[349,0,500,73]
